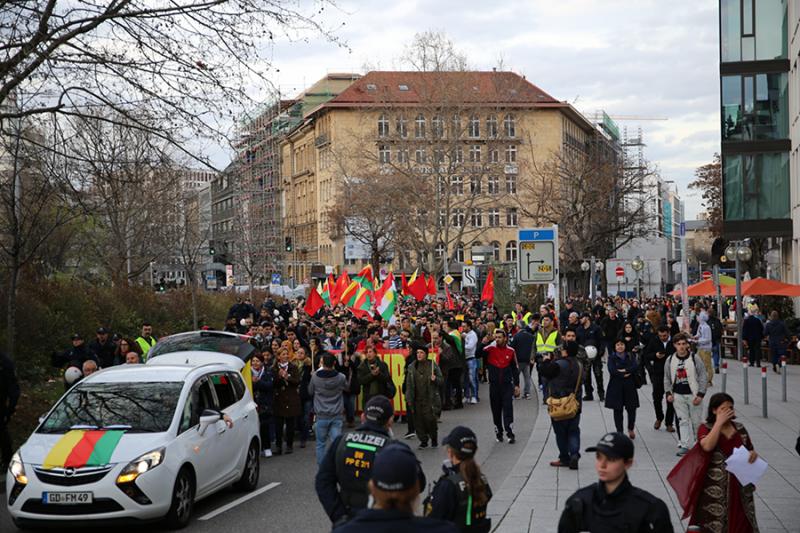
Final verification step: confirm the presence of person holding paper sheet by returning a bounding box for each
[690,392,759,533]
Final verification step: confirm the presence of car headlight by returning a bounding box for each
[116,448,165,484]
[9,451,27,485]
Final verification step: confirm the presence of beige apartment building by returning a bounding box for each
[280,70,599,283]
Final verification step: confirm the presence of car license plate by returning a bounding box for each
[42,491,93,504]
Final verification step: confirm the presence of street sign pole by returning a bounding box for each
[517,226,559,313]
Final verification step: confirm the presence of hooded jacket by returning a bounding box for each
[309,368,348,418]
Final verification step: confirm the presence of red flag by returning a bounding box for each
[481,268,495,306]
[401,272,410,296]
[304,287,325,317]
[408,274,428,302]
[331,271,350,306]
[445,284,454,310]
[426,274,437,296]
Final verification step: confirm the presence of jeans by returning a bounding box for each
[464,358,480,400]
[552,414,581,463]
[258,412,273,451]
[770,343,787,366]
[343,393,355,423]
[672,393,703,449]
[712,343,721,370]
[489,381,514,435]
[315,417,343,465]
[519,363,533,396]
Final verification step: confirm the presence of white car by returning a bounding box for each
[6,347,261,529]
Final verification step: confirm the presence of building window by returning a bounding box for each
[432,116,444,138]
[454,242,465,263]
[452,146,464,164]
[721,72,788,141]
[470,175,481,195]
[488,147,499,163]
[450,115,461,138]
[468,115,480,138]
[503,114,516,138]
[487,115,498,138]
[452,209,465,227]
[379,144,390,163]
[378,114,389,138]
[451,175,464,195]
[505,145,517,163]
[488,208,500,226]
[491,241,500,261]
[396,115,408,138]
[506,174,517,194]
[433,149,445,164]
[435,242,446,258]
[720,0,787,62]
[505,240,517,262]
[438,209,447,227]
[397,148,409,164]
[415,147,427,164]
[506,208,518,226]
[415,114,426,139]
[471,208,483,227]
[723,152,789,220]
[488,176,499,194]
[469,144,481,162]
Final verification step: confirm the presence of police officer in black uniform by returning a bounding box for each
[424,426,492,533]
[558,432,674,533]
[316,395,399,526]
[333,443,457,533]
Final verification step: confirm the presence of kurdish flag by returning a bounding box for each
[353,265,375,291]
[321,274,335,306]
[350,286,373,319]
[376,273,396,321]
[43,430,125,469]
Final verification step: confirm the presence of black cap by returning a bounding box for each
[364,395,394,425]
[96,327,109,334]
[585,432,634,460]
[370,444,421,492]
[443,426,478,457]
[70,333,82,340]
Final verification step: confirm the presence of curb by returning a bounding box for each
[490,389,552,532]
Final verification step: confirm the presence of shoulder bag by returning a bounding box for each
[546,360,583,421]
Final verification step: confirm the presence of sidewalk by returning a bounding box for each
[489,359,800,533]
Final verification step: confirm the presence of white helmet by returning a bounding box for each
[585,345,598,360]
[64,366,82,384]
[240,318,248,326]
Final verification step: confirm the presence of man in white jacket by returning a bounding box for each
[664,333,707,456]
[693,311,714,386]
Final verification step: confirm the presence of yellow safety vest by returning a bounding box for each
[135,336,157,361]
[536,330,559,353]
[512,311,532,325]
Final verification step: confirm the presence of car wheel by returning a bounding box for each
[234,439,260,492]
[165,467,195,529]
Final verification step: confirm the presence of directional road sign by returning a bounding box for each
[518,227,558,284]
[271,273,282,285]
[462,266,477,287]
[443,274,454,285]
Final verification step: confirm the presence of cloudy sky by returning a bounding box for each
[224,0,721,219]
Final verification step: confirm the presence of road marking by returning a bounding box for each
[198,482,281,521]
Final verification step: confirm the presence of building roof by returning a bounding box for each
[325,70,561,107]
[684,219,710,231]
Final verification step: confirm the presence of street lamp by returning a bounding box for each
[725,241,752,362]
[581,257,603,299]
[581,261,591,300]
[631,256,644,299]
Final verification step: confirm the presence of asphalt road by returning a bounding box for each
[2,393,538,532]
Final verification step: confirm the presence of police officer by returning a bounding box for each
[558,432,674,533]
[333,443,457,533]
[316,395,397,526]
[424,426,492,533]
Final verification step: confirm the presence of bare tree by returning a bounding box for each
[688,153,722,237]
[170,189,212,329]
[401,30,469,72]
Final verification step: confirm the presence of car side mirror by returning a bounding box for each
[39,413,47,424]
[198,409,221,436]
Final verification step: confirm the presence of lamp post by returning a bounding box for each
[581,257,603,299]
[631,256,644,299]
[725,241,752,362]
[581,260,590,299]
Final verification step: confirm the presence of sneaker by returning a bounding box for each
[676,447,689,457]
[524,393,531,400]
[431,440,439,448]
[495,431,504,443]
[261,449,273,458]
[582,394,594,401]
[403,431,416,439]
[715,368,720,374]
[418,441,429,449]
[507,433,516,444]
[470,397,478,404]
[568,457,579,470]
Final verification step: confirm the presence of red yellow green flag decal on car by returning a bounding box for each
[43,430,125,469]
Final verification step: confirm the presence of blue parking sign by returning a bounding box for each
[271,273,282,284]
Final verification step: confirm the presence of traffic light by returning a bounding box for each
[209,240,216,256]
[285,236,293,252]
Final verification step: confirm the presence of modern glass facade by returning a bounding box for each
[719,0,792,237]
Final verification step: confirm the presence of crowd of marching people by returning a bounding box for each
[31,285,800,532]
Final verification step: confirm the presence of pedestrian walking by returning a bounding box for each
[605,339,640,440]
[484,329,520,444]
[540,340,583,469]
[765,310,789,373]
[643,326,676,432]
[742,312,764,366]
[558,432,673,533]
[272,347,301,455]
[462,321,480,404]
[509,323,535,399]
[577,313,604,401]
[309,353,348,465]
[250,354,274,458]
[424,426,492,532]
[406,344,444,449]
[664,333,707,456]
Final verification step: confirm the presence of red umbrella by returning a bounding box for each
[668,280,718,297]
[720,277,800,296]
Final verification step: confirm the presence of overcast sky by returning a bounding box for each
[218,0,721,219]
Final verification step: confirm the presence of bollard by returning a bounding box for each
[761,365,768,418]
[743,357,749,405]
[781,355,787,402]
[721,361,728,393]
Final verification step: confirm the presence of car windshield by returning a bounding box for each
[148,331,255,361]
[38,382,183,434]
